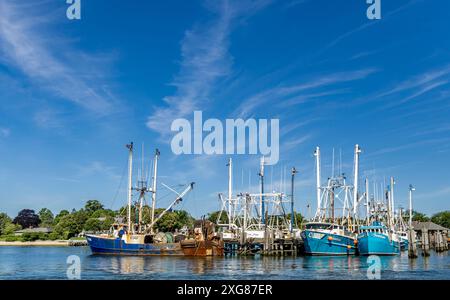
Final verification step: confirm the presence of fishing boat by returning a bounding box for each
[86,142,224,256]
[357,221,401,255]
[301,222,357,255]
[358,179,401,255]
[301,146,361,255]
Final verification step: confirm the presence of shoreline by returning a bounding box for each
[0,240,87,246]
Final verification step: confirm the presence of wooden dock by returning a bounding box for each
[224,238,304,256]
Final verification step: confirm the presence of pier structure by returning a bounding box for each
[412,221,449,255]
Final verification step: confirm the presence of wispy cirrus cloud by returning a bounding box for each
[375,65,450,100]
[355,64,450,112]
[234,68,377,118]
[146,0,272,138]
[365,137,450,158]
[0,1,119,115]
[318,0,422,56]
[381,80,449,109]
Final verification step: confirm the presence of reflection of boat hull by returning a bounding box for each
[86,234,224,256]
[301,230,356,255]
[357,232,400,255]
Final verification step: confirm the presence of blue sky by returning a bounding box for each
[0,0,449,219]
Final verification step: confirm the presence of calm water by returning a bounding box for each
[0,246,449,280]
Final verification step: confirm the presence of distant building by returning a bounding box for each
[412,221,449,234]
[14,227,53,236]
[411,221,449,246]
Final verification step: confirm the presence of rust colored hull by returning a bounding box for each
[180,240,224,256]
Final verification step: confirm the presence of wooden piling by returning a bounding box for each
[408,228,418,258]
[421,229,430,256]
[444,233,449,251]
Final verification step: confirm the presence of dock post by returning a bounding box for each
[421,229,430,256]
[437,231,444,252]
[435,231,440,252]
[408,228,418,258]
[444,232,449,251]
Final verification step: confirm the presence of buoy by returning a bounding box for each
[347,245,352,249]
[328,236,333,241]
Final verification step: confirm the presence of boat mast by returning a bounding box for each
[138,143,145,230]
[386,184,391,228]
[150,149,160,234]
[126,142,134,233]
[365,177,370,225]
[409,184,415,228]
[353,144,361,215]
[314,147,321,220]
[290,167,297,233]
[228,158,233,230]
[390,176,395,228]
[259,156,265,226]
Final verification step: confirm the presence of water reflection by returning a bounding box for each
[0,247,448,279]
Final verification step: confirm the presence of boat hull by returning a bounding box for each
[86,234,224,256]
[357,232,400,255]
[86,234,184,255]
[301,230,356,255]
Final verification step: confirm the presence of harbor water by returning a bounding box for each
[0,246,449,280]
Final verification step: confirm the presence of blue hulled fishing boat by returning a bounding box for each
[86,230,183,255]
[301,145,361,256]
[301,222,357,255]
[357,221,401,255]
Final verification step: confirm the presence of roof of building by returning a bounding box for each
[411,221,449,231]
[15,227,53,233]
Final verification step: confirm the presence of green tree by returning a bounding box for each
[207,210,228,224]
[53,210,89,239]
[38,208,54,227]
[84,216,114,232]
[431,211,450,229]
[412,210,430,222]
[0,213,12,235]
[286,212,305,228]
[84,218,103,232]
[90,209,116,218]
[13,209,40,228]
[54,210,70,225]
[84,200,104,215]
[153,209,195,232]
[2,223,20,235]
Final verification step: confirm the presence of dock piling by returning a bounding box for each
[408,228,418,258]
[421,229,430,256]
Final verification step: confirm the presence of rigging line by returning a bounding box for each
[110,155,129,210]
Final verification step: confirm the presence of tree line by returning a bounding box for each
[0,200,196,242]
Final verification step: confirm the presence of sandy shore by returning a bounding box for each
[0,240,71,246]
